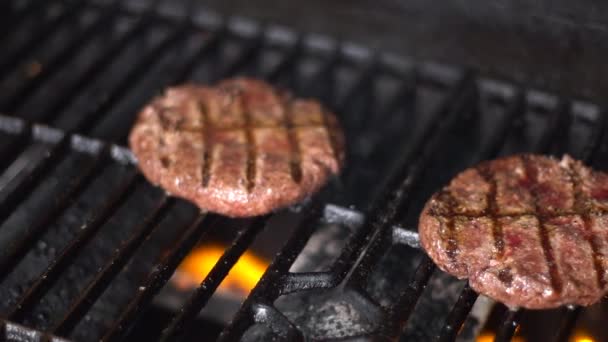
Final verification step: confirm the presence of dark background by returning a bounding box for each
[202,0,608,102]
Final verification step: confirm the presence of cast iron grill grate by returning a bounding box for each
[0,0,607,341]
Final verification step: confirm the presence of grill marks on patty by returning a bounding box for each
[520,154,563,295]
[475,164,510,285]
[419,154,608,308]
[283,98,303,184]
[129,78,345,217]
[198,100,212,188]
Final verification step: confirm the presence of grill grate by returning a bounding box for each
[1,0,607,341]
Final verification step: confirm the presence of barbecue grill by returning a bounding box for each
[1,0,607,341]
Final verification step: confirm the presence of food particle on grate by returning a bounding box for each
[129,78,344,217]
[419,154,608,309]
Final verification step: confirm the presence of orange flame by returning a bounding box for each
[477,329,595,342]
[173,244,269,295]
[477,332,525,342]
[570,330,595,342]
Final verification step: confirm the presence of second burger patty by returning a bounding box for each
[419,154,608,309]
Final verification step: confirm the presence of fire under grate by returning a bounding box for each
[1,0,608,341]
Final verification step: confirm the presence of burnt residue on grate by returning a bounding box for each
[274,288,385,340]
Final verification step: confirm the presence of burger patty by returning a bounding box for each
[129,78,345,217]
[419,154,608,309]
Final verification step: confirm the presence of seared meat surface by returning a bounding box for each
[419,154,608,309]
[129,78,344,217]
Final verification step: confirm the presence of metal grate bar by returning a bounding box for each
[0,129,71,226]
[218,201,324,341]
[340,67,414,189]
[539,100,572,155]
[494,309,522,342]
[0,125,31,173]
[0,1,86,76]
[331,60,378,138]
[345,73,479,291]
[335,62,377,111]
[326,54,375,131]
[0,143,108,283]
[158,215,270,342]
[251,303,304,341]
[121,23,229,97]
[1,2,122,113]
[101,213,215,342]
[582,108,607,166]
[379,74,416,116]
[9,0,45,14]
[23,2,162,123]
[342,64,380,136]
[297,49,341,100]
[393,256,436,327]
[278,272,336,294]
[481,91,525,158]
[209,34,264,83]
[153,33,224,88]
[551,306,581,342]
[294,46,339,96]
[6,169,140,322]
[589,112,608,171]
[260,38,302,81]
[50,197,175,336]
[550,102,575,155]
[106,29,264,143]
[479,91,525,158]
[93,8,224,111]
[437,285,479,342]
[3,0,47,40]
[391,225,421,249]
[72,25,219,135]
